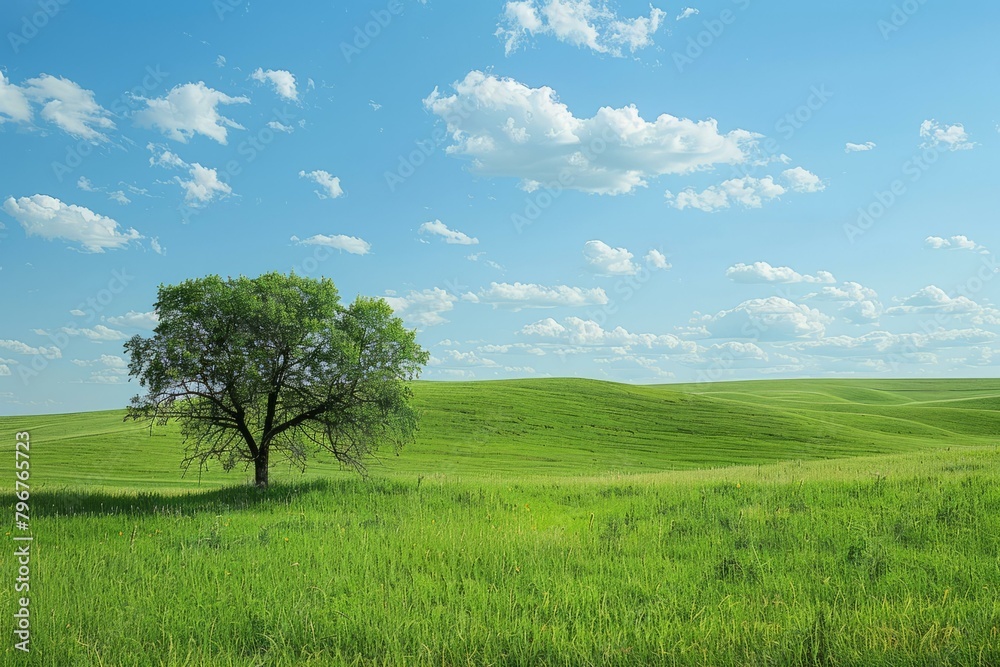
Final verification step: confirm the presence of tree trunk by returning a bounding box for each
[254,447,269,488]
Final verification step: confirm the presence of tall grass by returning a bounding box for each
[3,447,998,665]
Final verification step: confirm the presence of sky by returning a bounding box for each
[1,0,999,415]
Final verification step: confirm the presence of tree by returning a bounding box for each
[124,272,428,487]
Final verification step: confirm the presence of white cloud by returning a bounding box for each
[464,282,608,309]
[176,164,231,205]
[250,68,298,101]
[425,71,757,195]
[676,7,699,20]
[0,72,32,124]
[790,328,996,358]
[919,120,974,151]
[298,170,344,199]
[699,297,832,340]
[108,190,131,205]
[3,195,140,253]
[134,82,249,144]
[0,365,9,376]
[267,121,294,133]
[429,350,500,368]
[291,234,370,255]
[150,237,165,255]
[925,235,988,254]
[383,288,457,327]
[419,220,479,245]
[845,141,876,153]
[583,240,639,276]
[63,325,128,341]
[20,74,115,141]
[726,262,835,285]
[666,176,786,211]
[519,316,696,353]
[885,286,994,318]
[77,176,96,191]
[498,0,666,56]
[0,340,61,359]
[146,145,232,206]
[781,166,825,193]
[645,249,671,270]
[106,310,159,329]
[806,282,882,325]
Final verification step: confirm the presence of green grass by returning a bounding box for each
[1,378,999,665]
[5,378,1000,489]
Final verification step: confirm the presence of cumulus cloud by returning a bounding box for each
[1,73,117,141]
[645,249,671,270]
[429,349,500,368]
[3,195,140,252]
[666,176,785,211]
[0,339,61,359]
[383,288,457,327]
[177,164,231,205]
[63,325,128,341]
[134,82,249,144]
[105,310,159,329]
[925,235,988,254]
[885,286,994,318]
[250,68,298,101]
[291,234,370,255]
[463,282,607,309]
[424,70,757,195]
[919,120,974,151]
[419,220,479,245]
[676,7,699,20]
[147,146,231,206]
[0,72,32,125]
[790,329,996,359]
[726,262,835,285]
[298,170,343,199]
[518,316,696,353]
[698,297,831,340]
[845,141,876,153]
[497,0,666,57]
[583,240,639,276]
[805,282,882,325]
[781,166,825,193]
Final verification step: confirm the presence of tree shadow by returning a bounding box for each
[21,478,357,518]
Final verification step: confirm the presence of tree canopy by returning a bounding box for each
[124,272,429,487]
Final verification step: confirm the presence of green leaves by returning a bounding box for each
[125,272,427,485]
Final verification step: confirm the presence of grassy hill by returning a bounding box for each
[3,378,1000,665]
[2,378,998,490]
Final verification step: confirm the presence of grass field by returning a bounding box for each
[2,378,999,665]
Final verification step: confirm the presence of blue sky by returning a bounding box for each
[1,0,998,414]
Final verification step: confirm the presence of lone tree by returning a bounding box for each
[124,272,428,487]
